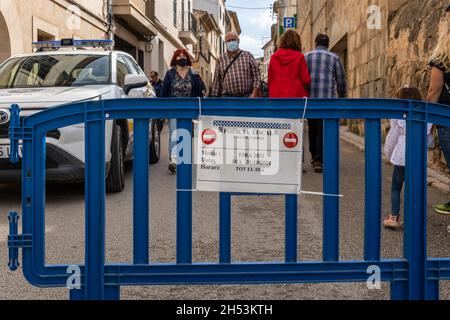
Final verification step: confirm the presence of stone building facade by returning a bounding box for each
[0,0,108,63]
[291,0,448,171]
[0,0,200,78]
[261,39,275,83]
[194,0,228,55]
[192,9,222,95]
[0,0,240,99]
[191,6,241,96]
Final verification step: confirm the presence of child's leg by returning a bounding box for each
[168,119,177,162]
[391,165,406,217]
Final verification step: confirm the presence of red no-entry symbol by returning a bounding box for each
[283,132,299,149]
[202,129,217,145]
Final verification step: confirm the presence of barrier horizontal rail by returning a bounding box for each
[5,98,450,300]
[13,98,450,127]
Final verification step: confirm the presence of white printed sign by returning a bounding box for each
[196,116,303,194]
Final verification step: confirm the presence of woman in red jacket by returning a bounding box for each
[268,30,311,98]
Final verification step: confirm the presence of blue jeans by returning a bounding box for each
[391,165,405,216]
[169,119,177,162]
[438,126,450,173]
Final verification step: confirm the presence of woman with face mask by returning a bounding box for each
[162,49,204,173]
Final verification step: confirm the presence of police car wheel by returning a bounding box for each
[150,120,161,164]
[106,124,125,193]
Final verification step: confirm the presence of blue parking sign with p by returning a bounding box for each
[284,17,296,29]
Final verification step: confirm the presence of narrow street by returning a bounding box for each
[0,126,449,300]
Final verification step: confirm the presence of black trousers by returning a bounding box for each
[308,119,323,164]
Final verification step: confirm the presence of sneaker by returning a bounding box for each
[383,215,402,230]
[168,162,177,174]
[313,162,323,173]
[434,202,450,215]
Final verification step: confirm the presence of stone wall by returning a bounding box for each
[297,0,388,138]
[0,0,107,61]
[386,0,448,171]
[296,0,449,172]
[386,0,447,98]
[297,0,388,99]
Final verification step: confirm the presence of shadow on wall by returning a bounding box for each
[0,10,11,64]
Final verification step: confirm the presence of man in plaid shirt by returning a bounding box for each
[305,33,347,173]
[211,32,261,98]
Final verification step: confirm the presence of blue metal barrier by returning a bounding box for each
[6,98,450,300]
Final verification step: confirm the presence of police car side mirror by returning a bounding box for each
[123,74,149,95]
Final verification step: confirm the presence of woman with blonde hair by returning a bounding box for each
[427,5,450,215]
[162,49,204,173]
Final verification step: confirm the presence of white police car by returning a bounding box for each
[0,39,161,193]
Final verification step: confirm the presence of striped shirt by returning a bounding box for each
[305,46,347,98]
[212,50,261,97]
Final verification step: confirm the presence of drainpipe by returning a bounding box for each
[106,0,114,41]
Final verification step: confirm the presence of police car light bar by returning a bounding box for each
[32,39,114,50]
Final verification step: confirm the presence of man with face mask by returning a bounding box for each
[211,32,261,98]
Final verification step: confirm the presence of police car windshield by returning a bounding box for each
[0,54,110,89]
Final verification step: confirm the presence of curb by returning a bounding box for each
[339,127,450,196]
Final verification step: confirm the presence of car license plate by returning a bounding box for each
[0,145,22,159]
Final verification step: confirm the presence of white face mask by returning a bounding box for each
[226,40,239,52]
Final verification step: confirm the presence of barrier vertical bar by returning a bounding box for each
[70,289,85,300]
[390,281,409,300]
[177,118,193,264]
[21,122,42,291]
[323,119,340,262]
[404,108,427,300]
[105,285,121,300]
[8,212,18,270]
[426,280,440,300]
[285,195,298,263]
[219,193,232,264]
[35,132,46,272]
[364,119,382,261]
[9,104,20,164]
[84,105,106,299]
[133,119,150,265]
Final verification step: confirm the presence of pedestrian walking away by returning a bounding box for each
[383,87,433,230]
[305,34,347,173]
[161,49,204,174]
[150,71,165,132]
[211,32,261,98]
[427,6,450,217]
[268,30,311,99]
[268,30,311,173]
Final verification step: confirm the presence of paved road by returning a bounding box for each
[0,126,449,300]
